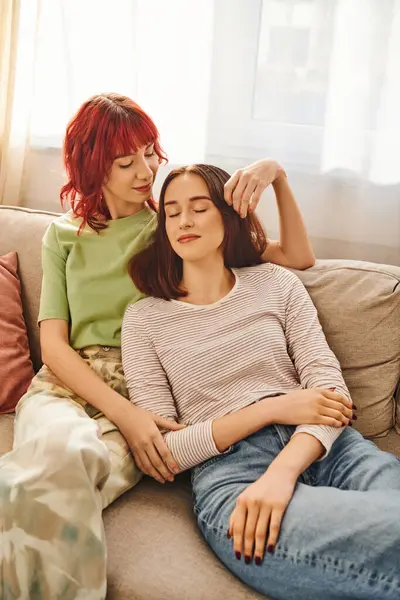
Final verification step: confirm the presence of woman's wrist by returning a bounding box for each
[104,390,136,426]
[258,396,281,425]
[272,164,287,187]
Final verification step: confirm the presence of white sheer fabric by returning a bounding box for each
[1,0,399,262]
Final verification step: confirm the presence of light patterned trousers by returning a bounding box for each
[0,346,142,600]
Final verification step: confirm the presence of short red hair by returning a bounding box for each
[60,93,167,232]
[129,164,268,300]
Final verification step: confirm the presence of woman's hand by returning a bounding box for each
[224,159,285,218]
[264,388,355,428]
[228,465,296,564]
[115,405,185,484]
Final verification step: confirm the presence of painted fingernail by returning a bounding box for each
[329,387,336,391]
[352,404,358,410]
[235,552,241,560]
[227,531,231,540]
[352,415,358,421]
[348,421,353,427]
[255,556,262,566]
[244,555,251,565]
[267,545,275,554]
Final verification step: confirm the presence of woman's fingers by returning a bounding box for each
[132,452,147,476]
[322,398,354,421]
[134,450,166,484]
[231,176,250,213]
[152,415,186,431]
[224,170,241,205]
[145,444,175,482]
[243,502,260,561]
[153,436,180,475]
[321,389,353,410]
[266,507,284,551]
[253,505,271,564]
[232,501,248,559]
[223,170,267,218]
[248,181,265,214]
[238,179,257,218]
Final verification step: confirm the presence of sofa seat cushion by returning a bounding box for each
[294,259,400,438]
[0,253,35,412]
[104,477,265,600]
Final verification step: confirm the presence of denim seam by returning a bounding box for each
[197,515,400,594]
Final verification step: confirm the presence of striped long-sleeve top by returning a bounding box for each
[121,263,350,472]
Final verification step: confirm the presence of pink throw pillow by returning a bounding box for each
[0,252,34,413]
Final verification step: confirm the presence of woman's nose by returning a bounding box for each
[135,155,153,180]
[179,211,194,229]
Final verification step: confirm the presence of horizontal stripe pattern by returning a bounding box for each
[122,263,350,471]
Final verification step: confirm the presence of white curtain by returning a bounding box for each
[1,0,399,262]
[209,0,400,186]
[8,0,400,181]
[0,0,41,205]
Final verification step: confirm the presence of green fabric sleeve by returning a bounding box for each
[38,224,70,323]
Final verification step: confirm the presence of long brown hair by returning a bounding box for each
[128,164,268,300]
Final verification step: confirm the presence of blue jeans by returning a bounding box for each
[191,425,400,600]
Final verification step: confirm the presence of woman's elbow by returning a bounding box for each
[294,251,316,270]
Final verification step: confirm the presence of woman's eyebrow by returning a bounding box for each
[115,143,154,159]
[164,195,212,207]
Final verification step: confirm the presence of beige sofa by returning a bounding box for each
[1,205,399,600]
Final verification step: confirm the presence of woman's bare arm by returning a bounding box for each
[40,319,185,482]
[40,319,134,422]
[261,172,315,269]
[223,159,315,270]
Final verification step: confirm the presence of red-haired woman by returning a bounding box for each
[123,164,400,600]
[0,95,314,599]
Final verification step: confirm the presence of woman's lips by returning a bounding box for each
[177,235,200,243]
[133,183,152,193]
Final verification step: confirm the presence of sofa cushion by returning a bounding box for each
[294,259,400,438]
[0,253,35,412]
[104,477,265,600]
[0,206,60,371]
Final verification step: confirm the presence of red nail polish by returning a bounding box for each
[244,555,251,565]
[352,404,358,410]
[267,545,275,554]
[328,387,336,391]
[227,531,231,540]
[352,415,358,421]
[235,552,241,560]
[255,557,262,566]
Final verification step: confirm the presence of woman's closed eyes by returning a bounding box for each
[167,209,208,218]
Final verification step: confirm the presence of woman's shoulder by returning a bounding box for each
[124,296,172,323]
[236,262,300,288]
[43,210,83,243]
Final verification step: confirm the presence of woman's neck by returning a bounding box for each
[104,196,146,220]
[180,256,235,305]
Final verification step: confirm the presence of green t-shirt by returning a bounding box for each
[38,207,156,349]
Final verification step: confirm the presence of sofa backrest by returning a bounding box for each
[1,205,399,437]
[0,206,59,371]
